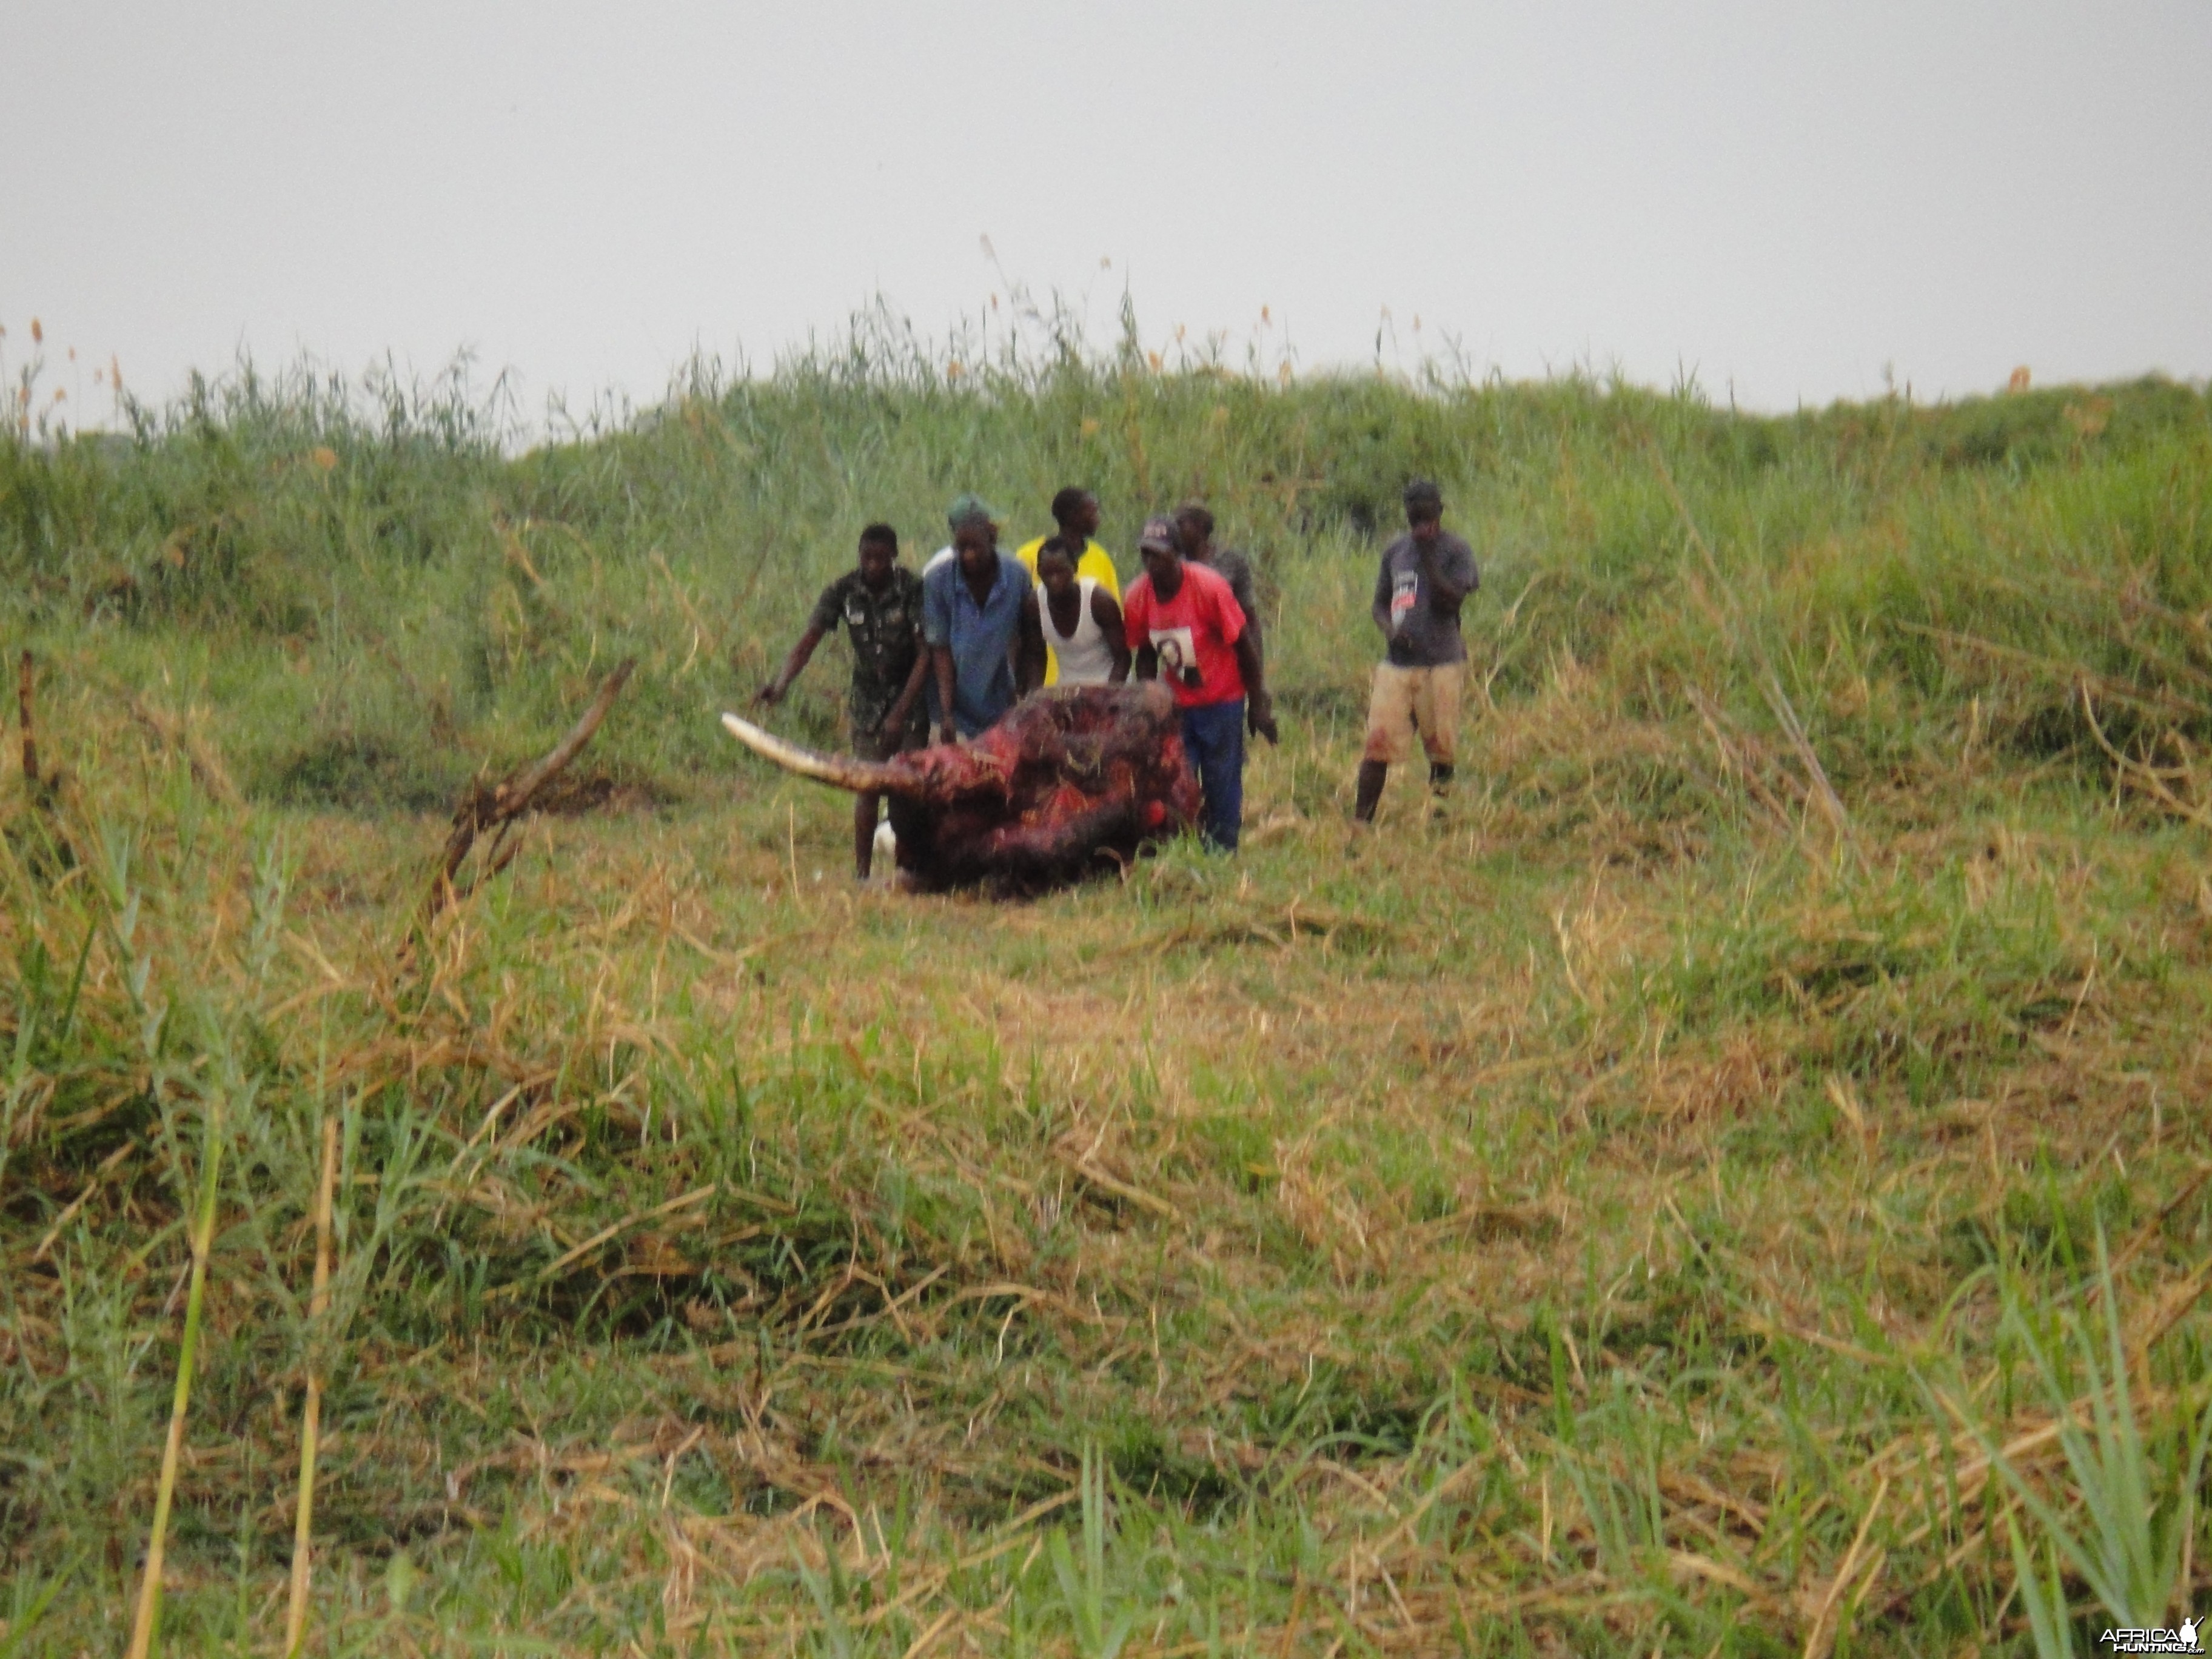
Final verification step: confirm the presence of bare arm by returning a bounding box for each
[757,625,825,705]
[1093,588,1131,683]
[880,631,930,736]
[1133,643,1158,682]
[1014,590,1047,697]
[1235,631,1277,744]
[1227,561,1264,668]
[932,646,959,743]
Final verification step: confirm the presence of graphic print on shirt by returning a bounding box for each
[1151,625,1201,689]
[1390,571,1420,634]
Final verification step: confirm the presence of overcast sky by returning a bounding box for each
[6,1,2208,425]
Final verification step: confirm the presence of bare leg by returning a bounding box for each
[1353,760,1388,823]
[854,790,880,879]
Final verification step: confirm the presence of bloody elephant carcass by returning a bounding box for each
[720,683,1204,893]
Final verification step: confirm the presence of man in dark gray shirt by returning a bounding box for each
[1353,479,1479,824]
[1175,503,1270,739]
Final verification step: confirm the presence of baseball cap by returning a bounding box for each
[946,492,997,531]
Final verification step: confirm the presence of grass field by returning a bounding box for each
[4,332,2211,1655]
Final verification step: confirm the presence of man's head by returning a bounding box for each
[1174,502,1215,557]
[947,492,1000,545]
[857,523,899,588]
[1034,537,1080,603]
[1403,480,1444,546]
[1051,487,1100,541]
[951,509,997,577]
[1138,515,1184,592]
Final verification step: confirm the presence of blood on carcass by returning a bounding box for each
[721,683,1204,895]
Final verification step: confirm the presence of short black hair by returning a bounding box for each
[1174,501,1214,538]
[1034,535,1078,569]
[1402,479,1443,514]
[1050,487,1094,526]
[859,523,899,551]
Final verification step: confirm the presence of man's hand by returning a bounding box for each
[754,682,785,708]
[1247,691,1279,745]
[1232,632,1275,743]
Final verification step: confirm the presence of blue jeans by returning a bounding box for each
[1179,699,1245,851]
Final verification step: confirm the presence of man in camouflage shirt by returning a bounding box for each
[757,523,929,879]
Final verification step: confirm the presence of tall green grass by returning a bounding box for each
[5,330,2205,808]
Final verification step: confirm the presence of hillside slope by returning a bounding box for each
[2,357,2210,1655]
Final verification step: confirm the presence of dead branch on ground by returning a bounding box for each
[422,658,636,923]
[2080,680,2212,832]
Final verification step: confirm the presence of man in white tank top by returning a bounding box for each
[1033,538,1130,686]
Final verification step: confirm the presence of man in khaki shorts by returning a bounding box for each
[1353,480,1479,823]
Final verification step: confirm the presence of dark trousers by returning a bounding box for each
[1180,698,1245,851]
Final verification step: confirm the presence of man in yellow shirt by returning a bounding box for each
[1015,488,1120,685]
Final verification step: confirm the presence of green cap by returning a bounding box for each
[947,492,998,531]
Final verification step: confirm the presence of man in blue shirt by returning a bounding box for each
[924,506,1047,740]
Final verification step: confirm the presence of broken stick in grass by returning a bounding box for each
[18,649,41,791]
[423,656,636,922]
[15,649,75,870]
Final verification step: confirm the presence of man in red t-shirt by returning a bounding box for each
[1122,516,1277,849]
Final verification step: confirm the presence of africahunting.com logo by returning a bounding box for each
[2100,1618,2202,1654]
